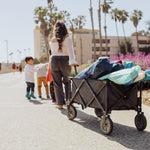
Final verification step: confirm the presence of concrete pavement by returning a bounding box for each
[0,72,150,150]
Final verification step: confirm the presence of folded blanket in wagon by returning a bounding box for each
[98,65,141,85]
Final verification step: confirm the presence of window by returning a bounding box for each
[92,47,110,51]
[74,31,98,35]
[92,39,110,43]
[138,40,150,44]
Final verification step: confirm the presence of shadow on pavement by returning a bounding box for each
[108,123,150,150]
[41,98,51,101]
[60,108,150,150]
[28,99,43,105]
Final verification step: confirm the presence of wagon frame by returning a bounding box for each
[66,77,147,135]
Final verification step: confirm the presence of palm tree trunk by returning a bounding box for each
[115,21,121,53]
[44,35,50,60]
[48,0,53,58]
[104,12,108,56]
[122,23,128,54]
[80,34,83,64]
[71,29,75,47]
[136,27,139,52]
[90,0,96,62]
[98,0,102,57]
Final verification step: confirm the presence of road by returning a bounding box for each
[0,72,150,150]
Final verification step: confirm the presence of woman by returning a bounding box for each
[50,21,77,109]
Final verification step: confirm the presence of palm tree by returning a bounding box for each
[146,20,150,46]
[130,10,143,52]
[47,0,52,3]
[78,16,86,64]
[34,7,50,59]
[118,10,129,54]
[110,8,121,53]
[59,10,70,27]
[47,0,54,38]
[89,0,96,61]
[34,5,62,59]
[69,18,78,46]
[101,0,113,56]
[98,0,102,57]
[69,16,86,64]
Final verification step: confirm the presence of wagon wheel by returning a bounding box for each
[94,108,103,118]
[135,113,147,131]
[100,116,113,135]
[66,105,77,120]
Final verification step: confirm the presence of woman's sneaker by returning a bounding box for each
[25,94,30,100]
[30,94,36,99]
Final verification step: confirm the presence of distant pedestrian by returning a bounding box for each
[12,62,16,73]
[24,57,40,100]
[0,63,2,72]
[36,63,50,99]
[50,21,77,109]
[16,66,19,71]
[19,63,23,73]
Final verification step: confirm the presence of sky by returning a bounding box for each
[0,0,150,62]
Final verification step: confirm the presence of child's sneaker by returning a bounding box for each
[52,100,56,103]
[25,94,30,100]
[47,95,50,99]
[30,94,36,99]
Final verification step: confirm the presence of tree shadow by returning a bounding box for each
[28,99,43,105]
[60,108,150,150]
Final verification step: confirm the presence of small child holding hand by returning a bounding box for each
[24,57,40,99]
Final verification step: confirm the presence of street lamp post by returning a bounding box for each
[5,40,9,66]
[17,49,22,62]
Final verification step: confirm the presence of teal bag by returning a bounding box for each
[123,61,134,68]
[141,70,150,82]
[98,66,141,85]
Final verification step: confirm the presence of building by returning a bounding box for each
[74,29,150,65]
[34,26,47,59]
[34,26,150,64]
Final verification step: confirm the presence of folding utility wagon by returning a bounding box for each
[66,78,147,135]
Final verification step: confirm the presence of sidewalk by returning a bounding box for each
[0,72,150,150]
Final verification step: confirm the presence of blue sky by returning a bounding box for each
[0,0,150,62]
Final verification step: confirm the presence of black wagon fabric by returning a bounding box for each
[71,78,138,111]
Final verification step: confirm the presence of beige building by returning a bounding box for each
[34,26,47,59]
[34,27,150,64]
[74,29,150,65]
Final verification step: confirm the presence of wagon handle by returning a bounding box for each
[74,65,79,75]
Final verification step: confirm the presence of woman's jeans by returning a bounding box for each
[50,56,71,105]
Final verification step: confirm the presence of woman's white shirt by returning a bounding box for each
[50,36,77,65]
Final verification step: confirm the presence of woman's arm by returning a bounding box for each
[66,37,77,66]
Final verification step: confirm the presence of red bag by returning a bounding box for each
[47,56,53,82]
